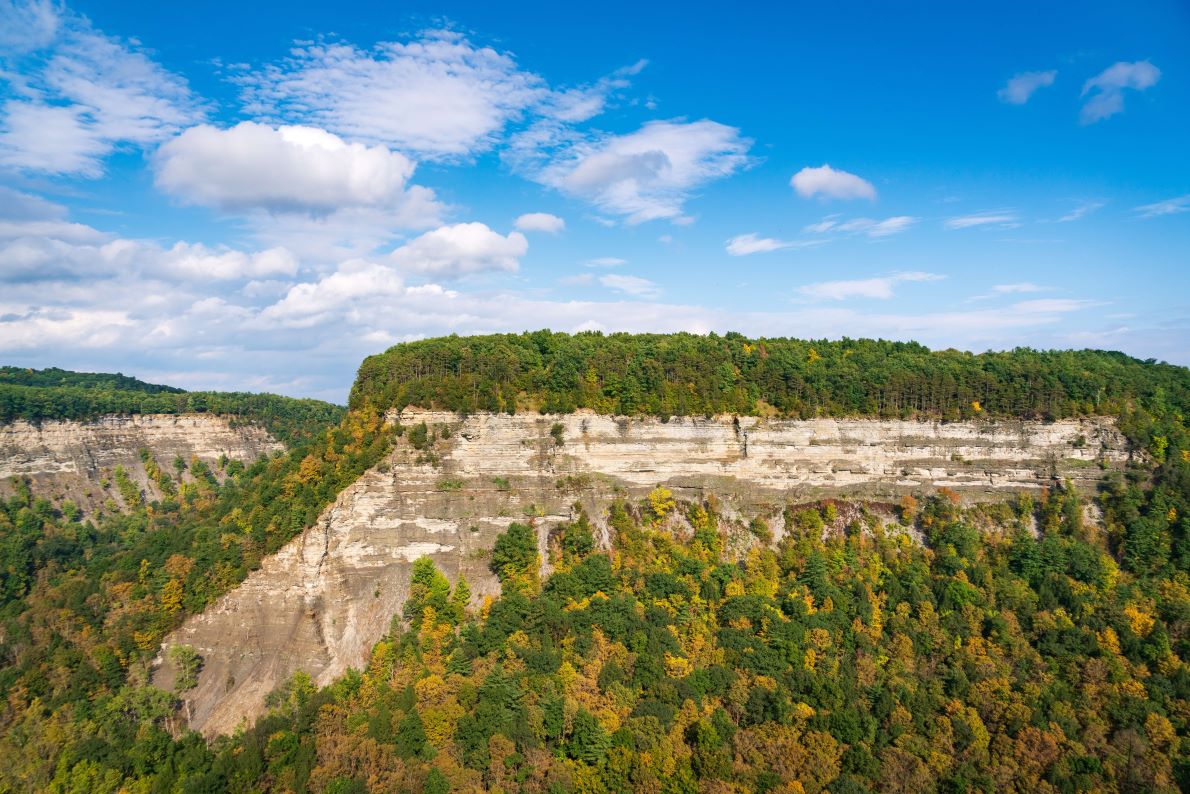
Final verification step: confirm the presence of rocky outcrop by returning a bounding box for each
[157,411,1128,736]
[0,415,283,512]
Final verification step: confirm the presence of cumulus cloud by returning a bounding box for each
[154,122,434,216]
[158,243,298,280]
[514,212,565,234]
[797,271,943,301]
[1135,195,1190,218]
[1080,61,1160,124]
[599,273,660,298]
[998,70,1057,104]
[260,259,406,327]
[389,222,527,277]
[790,165,876,201]
[0,3,202,176]
[534,119,751,224]
[0,214,297,283]
[945,211,1019,229]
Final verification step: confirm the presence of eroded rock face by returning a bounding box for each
[158,411,1129,736]
[0,415,283,512]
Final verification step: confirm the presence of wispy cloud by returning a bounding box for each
[1080,60,1161,124]
[998,70,1057,104]
[945,210,1019,230]
[531,119,751,224]
[585,256,626,267]
[805,215,916,238]
[797,271,944,301]
[599,273,660,298]
[965,282,1049,303]
[790,164,876,201]
[1135,195,1190,218]
[994,282,1046,294]
[1056,200,1105,223]
[235,30,560,158]
[0,3,203,176]
[725,233,827,256]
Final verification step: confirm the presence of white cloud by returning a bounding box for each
[389,222,527,277]
[585,257,626,267]
[1080,61,1160,124]
[260,259,406,327]
[235,30,635,160]
[154,122,436,216]
[535,119,751,224]
[559,273,594,286]
[159,243,298,280]
[993,282,1045,294]
[797,271,944,301]
[0,215,297,283]
[0,5,202,176]
[805,216,916,238]
[1057,200,1105,222]
[514,212,565,234]
[237,31,544,157]
[790,164,876,201]
[998,70,1057,104]
[599,273,660,298]
[945,211,1019,229]
[0,0,60,54]
[1135,194,1190,218]
[726,233,793,256]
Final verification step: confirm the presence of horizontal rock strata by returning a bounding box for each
[0,415,283,511]
[158,411,1127,735]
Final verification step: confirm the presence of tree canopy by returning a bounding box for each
[0,366,345,445]
[351,331,1190,421]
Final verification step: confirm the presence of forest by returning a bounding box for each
[351,332,1190,421]
[0,343,1186,792]
[0,366,345,445]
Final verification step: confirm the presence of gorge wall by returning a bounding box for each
[154,410,1129,736]
[0,414,284,512]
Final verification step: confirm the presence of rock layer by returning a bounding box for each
[156,410,1128,736]
[0,415,283,511]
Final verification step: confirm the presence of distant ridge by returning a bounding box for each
[0,365,344,445]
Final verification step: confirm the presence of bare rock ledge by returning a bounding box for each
[154,410,1128,736]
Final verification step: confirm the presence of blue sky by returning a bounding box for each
[0,0,1187,402]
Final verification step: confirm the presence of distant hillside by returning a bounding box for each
[352,331,1190,421]
[0,366,344,445]
[0,365,184,394]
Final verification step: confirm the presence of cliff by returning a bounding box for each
[0,414,284,512]
[155,410,1128,736]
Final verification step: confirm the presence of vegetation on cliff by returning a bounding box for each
[0,344,1187,792]
[0,400,397,790]
[352,332,1190,421]
[0,366,345,445]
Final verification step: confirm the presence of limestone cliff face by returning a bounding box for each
[157,410,1128,736]
[0,415,283,511]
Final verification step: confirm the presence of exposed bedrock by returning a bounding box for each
[157,410,1128,735]
[0,414,283,512]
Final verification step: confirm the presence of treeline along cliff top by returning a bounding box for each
[351,332,1190,420]
[0,366,345,445]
